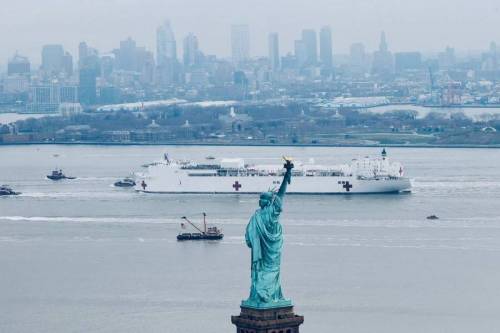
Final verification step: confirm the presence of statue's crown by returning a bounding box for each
[260,191,274,200]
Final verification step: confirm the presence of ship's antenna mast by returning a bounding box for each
[203,212,207,233]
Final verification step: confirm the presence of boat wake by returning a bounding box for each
[0,215,176,224]
[1,215,500,228]
[17,191,136,199]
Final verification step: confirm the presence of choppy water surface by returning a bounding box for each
[1,145,500,333]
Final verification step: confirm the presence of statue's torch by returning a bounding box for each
[282,156,294,184]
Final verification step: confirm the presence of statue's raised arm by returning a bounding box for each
[277,157,294,199]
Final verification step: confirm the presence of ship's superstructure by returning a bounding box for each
[136,150,411,194]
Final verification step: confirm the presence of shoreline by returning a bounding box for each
[1,141,500,149]
[363,103,500,109]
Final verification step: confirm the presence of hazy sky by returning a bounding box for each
[1,0,500,65]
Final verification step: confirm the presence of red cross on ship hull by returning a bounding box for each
[343,181,353,192]
[232,181,242,191]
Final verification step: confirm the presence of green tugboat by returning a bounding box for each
[177,213,224,241]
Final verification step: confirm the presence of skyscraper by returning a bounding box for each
[183,33,199,68]
[394,52,422,72]
[268,33,280,72]
[438,46,456,69]
[379,31,388,52]
[157,20,177,63]
[79,67,97,105]
[156,20,178,85]
[371,31,394,76]
[140,51,155,85]
[78,42,89,67]
[231,24,250,65]
[62,52,73,76]
[294,40,307,69]
[79,41,100,69]
[301,29,317,65]
[115,37,137,71]
[319,26,333,71]
[41,44,64,74]
[485,41,498,70]
[100,55,114,80]
[349,43,367,75]
[8,53,30,75]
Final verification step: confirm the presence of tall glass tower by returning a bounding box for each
[268,32,280,72]
[231,24,250,66]
[319,26,333,70]
[156,20,177,65]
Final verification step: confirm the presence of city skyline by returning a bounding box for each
[2,27,498,70]
[2,0,500,66]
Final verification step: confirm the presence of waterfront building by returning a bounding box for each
[26,84,77,113]
[59,102,83,117]
[4,55,31,94]
[268,32,280,72]
[231,24,250,66]
[3,75,30,93]
[319,26,333,74]
[30,85,59,110]
[98,86,121,104]
[8,53,30,75]
[41,44,65,74]
[60,85,79,103]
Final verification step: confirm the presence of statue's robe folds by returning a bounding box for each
[244,196,287,306]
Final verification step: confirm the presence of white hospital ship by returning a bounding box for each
[135,149,411,194]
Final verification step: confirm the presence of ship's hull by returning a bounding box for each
[136,167,411,194]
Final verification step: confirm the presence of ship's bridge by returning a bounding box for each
[220,158,245,169]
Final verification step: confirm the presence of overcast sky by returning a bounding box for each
[1,0,500,65]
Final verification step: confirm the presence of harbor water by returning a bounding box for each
[1,145,500,332]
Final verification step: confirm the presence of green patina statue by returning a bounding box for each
[242,158,294,309]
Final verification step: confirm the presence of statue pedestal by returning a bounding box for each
[231,305,304,333]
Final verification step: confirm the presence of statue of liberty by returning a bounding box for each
[242,158,294,309]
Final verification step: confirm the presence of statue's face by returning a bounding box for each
[259,192,274,208]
